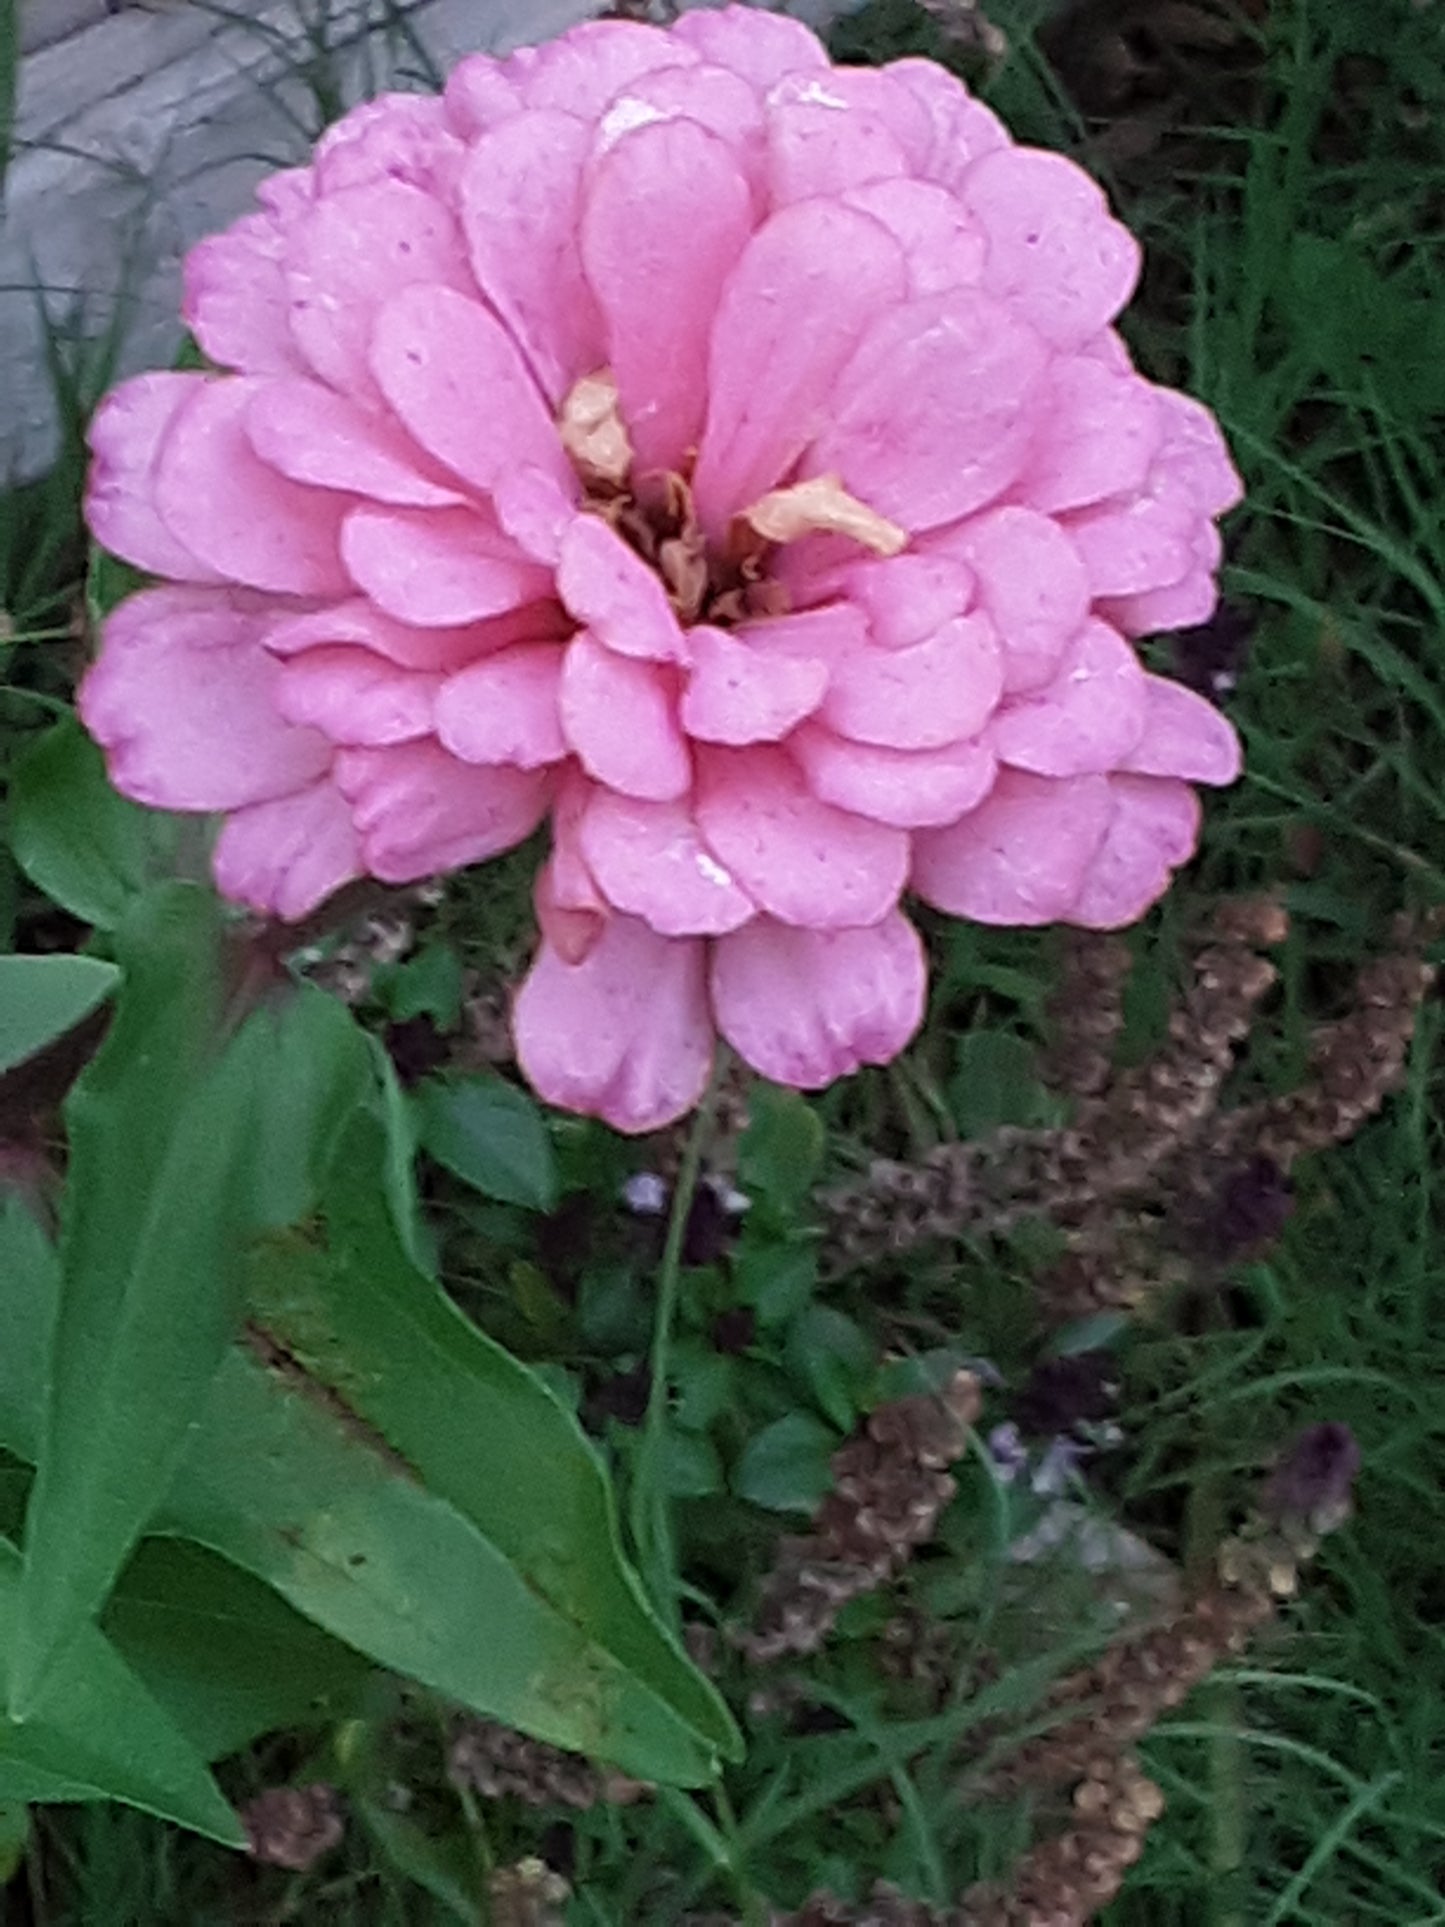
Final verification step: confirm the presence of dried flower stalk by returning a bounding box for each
[448,1719,646,1810]
[239,1783,345,1872]
[488,1857,573,1927]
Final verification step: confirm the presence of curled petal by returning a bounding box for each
[711,910,926,1089]
[342,505,553,627]
[443,53,524,139]
[264,597,567,672]
[1066,776,1202,929]
[990,619,1148,777]
[1016,354,1163,514]
[790,723,996,828]
[514,917,713,1135]
[883,58,1008,191]
[670,8,828,85]
[594,63,766,188]
[911,768,1112,924]
[154,380,350,596]
[245,378,464,507]
[513,19,695,116]
[580,790,755,936]
[85,374,225,582]
[1120,675,1242,785]
[275,648,442,746]
[944,506,1090,695]
[538,769,608,962]
[334,741,550,882]
[695,744,908,929]
[212,779,362,922]
[182,209,309,377]
[681,624,828,745]
[435,643,568,769]
[560,634,691,800]
[80,587,330,811]
[556,515,687,661]
[312,92,463,199]
[822,613,1003,750]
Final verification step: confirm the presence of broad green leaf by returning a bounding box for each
[737,1086,823,1219]
[785,1307,874,1432]
[949,1029,1054,1139]
[0,1540,242,1845]
[8,719,178,929]
[0,1801,25,1884]
[382,943,464,1027]
[0,1203,55,1465]
[734,1412,839,1515]
[415,1072,558,1211]
[0,955,120,1076]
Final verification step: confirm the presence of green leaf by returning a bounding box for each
[737,1085,823,1218]
[8,719,179,929]
[0,956,119,1077]
[0,1203,56,1466]
[785,1307,874,1432]
[734,1236,817,1328]
[0,1540,242,1845]
[734,1412,839,1515]
[949,1029,1055,1139]
[415,1073,558,1211]
[0,1802,26,1885]
[382,943,464,1027]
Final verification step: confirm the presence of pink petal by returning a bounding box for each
[493,469,579,568]
[443,54,524,139]
[274,648,441,746]
[284,179,470,404]
[959,147,1141,351]
[514,917,714,1134]
[560,634,691,801]
[843,179,987,296]
[581,119,754,476]
[670,8,828,85]
[537,769,608,963]
[809,291,1047,532]
[245,378,464,507]
[264,597,568,672]
[80,586,330,811]
[822,613,1003,750]
[334,741,549,882]
[212,779,362,922]
[580,790,755,936]
[182,210,310,378]
[370,285,571,498]
[790,724,996,828]
[434,644,568,769]
[535,857,605,967]
[1065,775,1202,929]
[592,63,766,191]
[312,93,463,200]
[691,201,906,535]
[153,380,350,596]
[883,58,1008,190]
[85,374,225,582]
[1016,355,1163,514]
[681,624,828,745]
[990,619,1148,777]
[943,506,1090,694]
[711,910,926,1089]
[777,550,973,647]
[459,111,604,405]
[512,20,695,116]
[555,516,687,662]
[1151,389,1244,518]
[1119,676,1242,785]
[1102,558,1222,638]
[735,602,869,667]
[911,768,1112,924]
[341,506,553,627]
[765,98,907,205]
[1067,493,1196,597]
[695,744,908,930]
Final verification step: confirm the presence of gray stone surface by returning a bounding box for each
[5,1,860,480]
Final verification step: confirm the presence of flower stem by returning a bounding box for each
[631,1050,727,1626]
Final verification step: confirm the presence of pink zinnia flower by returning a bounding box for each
[80,8,1243,1133]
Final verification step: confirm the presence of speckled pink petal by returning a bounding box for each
[85,374,226,582]
[1065,775,1201,929]
[183,210,309,377]
[711,910,926,1089]
[695,744,907,929]
[592,63,765,190]
[284,179,470,403]
[274,648,441,747]
[371,285,571,498]
[944,506,1090,695]
[514,916,713,1134]
[810,291,1046,533]
[312,92,464,199]
[822,613,1003,750]
[334,741,550,882]
[1120,676,1241,785]
[911,768,1112,924]
[883,58,1008,190]
[959,147,1140,350]
[556,516,688,662]
[843,179,986,297]
[80,586,330,811]
[1150,390,1244,517]
[790,723,996,828]
[582,119,754,476]
[765,98,907,204]
[991,619,1148,777]
[245,378,463,508]
[435,643,568,769]
[1017,355,1163,514]
[459,111,603,405]
[212,778,362,922]
[670,7,828,85]
[580,790,755,936]
[513,19,695,115]
[692,201,906,535]
[263,597,567,672]
[681,624,828,745]
[342,505,553,627]
[560,633,691,800]
[1067,493,1196,598]
[154,380,350,596]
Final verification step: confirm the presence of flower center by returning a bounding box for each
[558,371,907,629]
